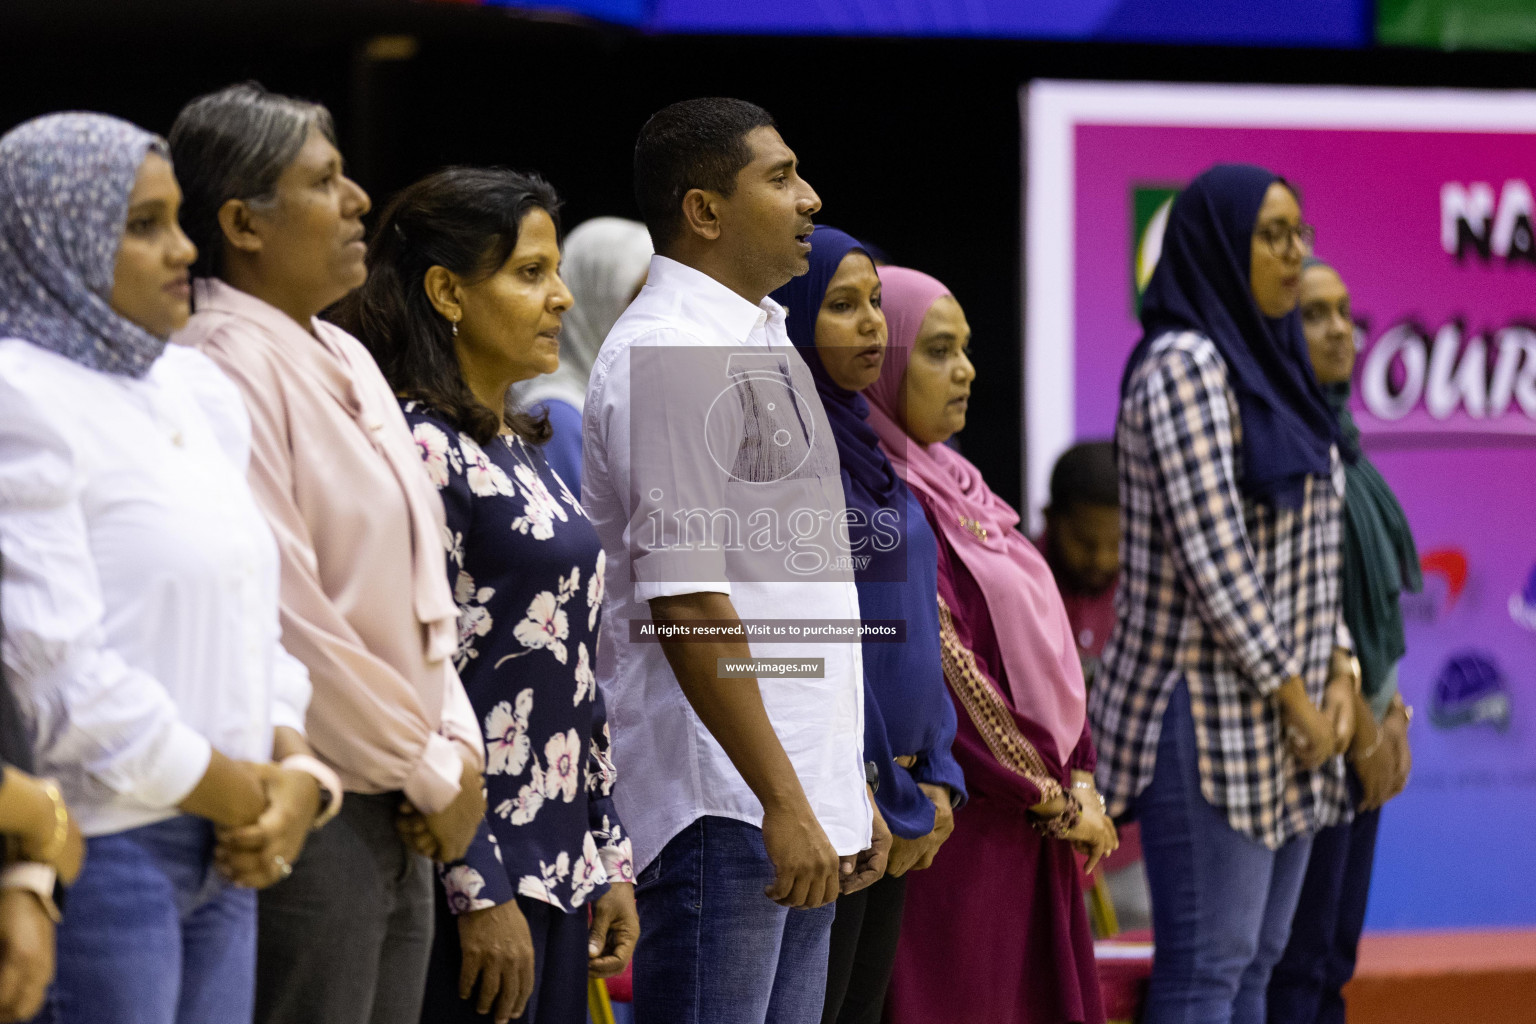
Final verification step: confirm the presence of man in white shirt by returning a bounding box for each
[583,98,889,1024]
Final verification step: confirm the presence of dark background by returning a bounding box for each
[2,0,1529,505]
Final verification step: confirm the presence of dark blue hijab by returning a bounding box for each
[1123,164,1338,508]
[771,227,904,513]
[771,228,967,835]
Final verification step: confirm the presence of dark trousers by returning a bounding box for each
[255,792,434,1024]
[1267,777,1381,1024]
[422,887,591,1023]
[820,872,907,1024]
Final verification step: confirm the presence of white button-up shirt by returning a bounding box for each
[0,340,310,836]
[582,255,870,870]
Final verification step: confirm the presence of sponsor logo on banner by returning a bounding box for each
[1131,185,1180,311]
[1404,547,1469,624]
[1431,650,1513,732]
[1511,561,1536,632]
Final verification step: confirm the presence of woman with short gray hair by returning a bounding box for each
[170,83,488,1024]
[0,109,332,1024]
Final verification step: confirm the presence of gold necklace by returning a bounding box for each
[959,515,988,542]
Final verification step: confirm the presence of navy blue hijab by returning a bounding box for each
[771,228,967,836]
[770,227,903,513]
[1124,164,1338,508]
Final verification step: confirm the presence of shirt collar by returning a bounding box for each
[189,277,365,414]
[192,277,322,340]
[645,255,786,344]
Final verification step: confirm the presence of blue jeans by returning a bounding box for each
[38,815,256,1024]
[1266,776,1380,1024]
[631,816,835,1024]
[1138,680,1314,1024]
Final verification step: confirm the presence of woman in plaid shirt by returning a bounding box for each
[1090,164,1358,1024]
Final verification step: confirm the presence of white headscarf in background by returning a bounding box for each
[515,216,652,412]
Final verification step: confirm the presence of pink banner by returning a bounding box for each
[1029,83,1536,929]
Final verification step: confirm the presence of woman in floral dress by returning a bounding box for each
[335,166,637,1024]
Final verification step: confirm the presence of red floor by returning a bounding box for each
[1097,928,1536,1023]
[1344,929,1536,1024]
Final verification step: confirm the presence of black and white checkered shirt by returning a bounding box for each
[1092,331,1349,850]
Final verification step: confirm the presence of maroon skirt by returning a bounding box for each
[885,795,1105,1024]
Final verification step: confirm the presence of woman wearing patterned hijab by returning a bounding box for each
[1091,165,1354,1024]
[0,113,334,1024]
[866,267,1114,1024]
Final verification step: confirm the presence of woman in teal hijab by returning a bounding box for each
[1267,258,1419,1024]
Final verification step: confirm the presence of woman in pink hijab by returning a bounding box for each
[869,267,1114,1024]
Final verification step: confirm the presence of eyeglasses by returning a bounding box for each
[1254,222,1316,258]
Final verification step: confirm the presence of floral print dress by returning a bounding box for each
[404,401,633,916]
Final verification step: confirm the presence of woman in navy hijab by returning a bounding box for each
[1090,165,1357,1024]
[770,228,965,1024]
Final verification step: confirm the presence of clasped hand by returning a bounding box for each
[1351,701,1411,812]
[1063,797,1118,874]
[761,800,848,910]
[885,783,955,878]
[394,750,486,864]
[213,762,320,889]
[454,882,639,1024]
[1277,673,1353,771]
[838,794,892,896]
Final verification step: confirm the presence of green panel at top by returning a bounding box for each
[1379,0,1536,51]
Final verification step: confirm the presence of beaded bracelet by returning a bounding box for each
[1031,790,1082,841]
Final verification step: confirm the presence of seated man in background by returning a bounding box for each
[1038,440,1120,684]
[1037,440,1150,935]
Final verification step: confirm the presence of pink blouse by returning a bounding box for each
[176,278,482,813]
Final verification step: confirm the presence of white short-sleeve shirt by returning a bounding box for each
[582,255,871,870]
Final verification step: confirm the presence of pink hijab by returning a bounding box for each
[866,266,1086,762]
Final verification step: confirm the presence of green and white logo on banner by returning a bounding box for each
[1131,185,1180,313]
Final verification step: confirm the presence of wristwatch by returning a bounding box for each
[864,760,880,794]
[0,862,63,923]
